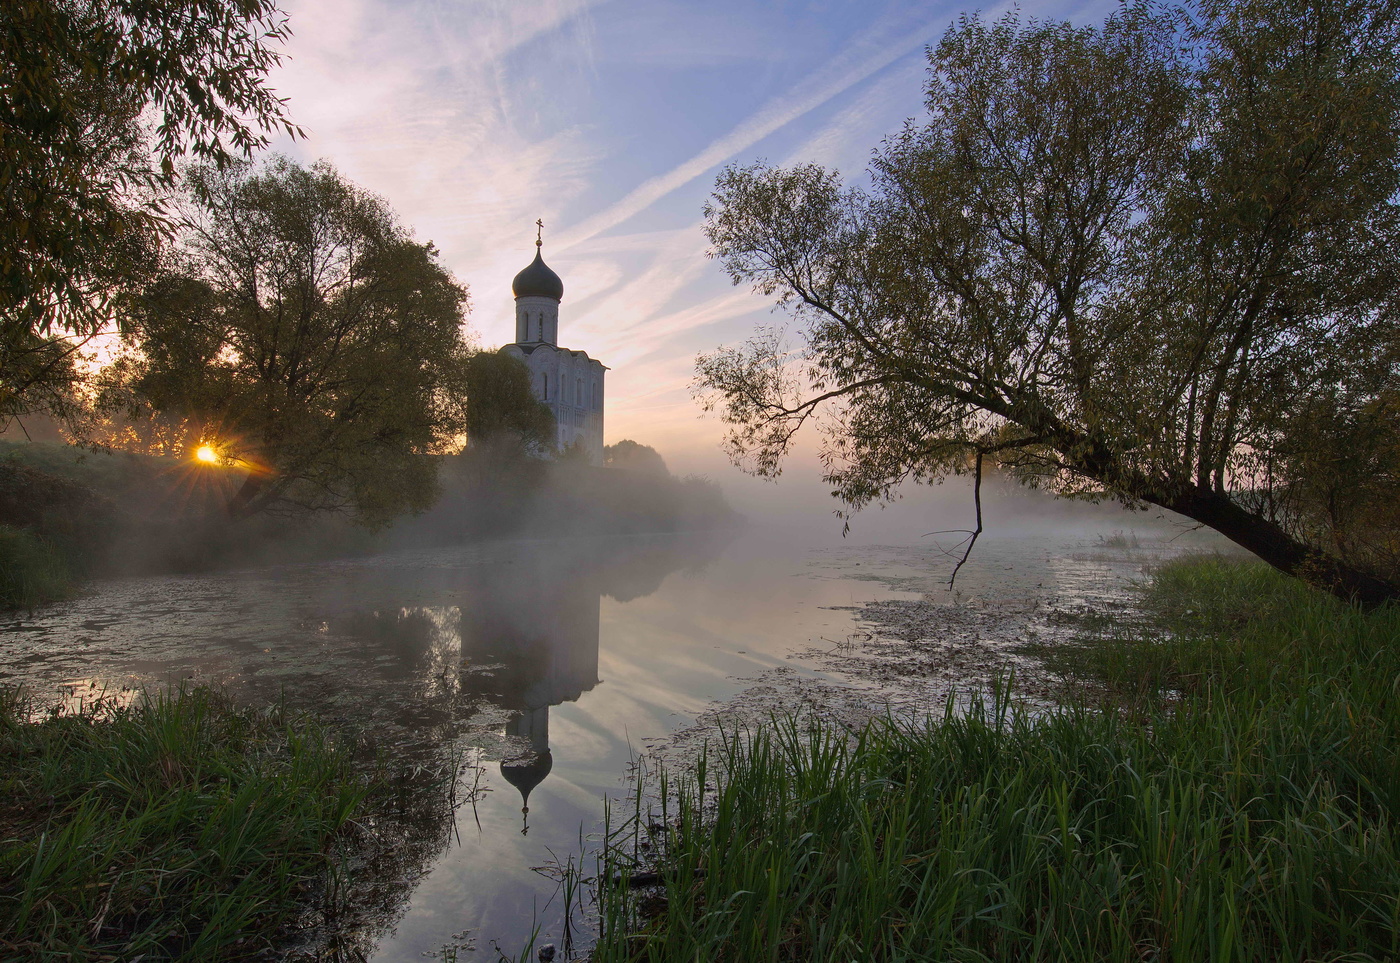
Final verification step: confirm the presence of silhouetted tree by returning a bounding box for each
[1,0,299,424]
[108,157,471,527]
[697,0,1400,605]
[463,351,555,452]
[604,440,669,476]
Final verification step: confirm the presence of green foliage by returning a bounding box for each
[1,0,299,422]
[591,558,1400,961]
[105,156,475,527]
[1048,556,1400,709]
[604,439,669,476]
[0,525,72,609]
[0,687,383,959]
[0,439,163,499]
[463,350,555,451]
[697,0,1400,604]
[0,451,129,607]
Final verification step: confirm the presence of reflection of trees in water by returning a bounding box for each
[284,531,734,955]
[283,762,463,962]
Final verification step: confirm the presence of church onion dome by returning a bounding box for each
[512,248,564,301]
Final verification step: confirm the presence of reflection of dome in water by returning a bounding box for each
[500,750,553,834]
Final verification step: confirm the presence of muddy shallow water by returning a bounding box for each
[0,525,1197,959]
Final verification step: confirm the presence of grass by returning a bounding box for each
[0,686,394,960]
[587,557,1400,962]
[0,524,74,610]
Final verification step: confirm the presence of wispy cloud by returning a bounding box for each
[261,0,971,470]
[271,0,608,333]
[553,7,945,252]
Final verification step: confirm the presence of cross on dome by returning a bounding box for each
[512,219,564,301]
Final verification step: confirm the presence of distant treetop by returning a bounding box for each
[605,440,669,476]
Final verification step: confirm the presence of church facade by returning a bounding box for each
[500,235,607,463]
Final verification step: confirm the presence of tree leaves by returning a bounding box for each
[697,0,1400,601]
[1,0,299,423]
[108,157,475,527]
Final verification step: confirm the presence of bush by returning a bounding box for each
[0,525,72,609]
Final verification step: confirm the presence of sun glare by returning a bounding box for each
[195,445,219,464]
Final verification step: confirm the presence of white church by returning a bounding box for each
[500,228,607,463]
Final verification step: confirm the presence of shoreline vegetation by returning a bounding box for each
[0,686,448,961]
[2,551,1395,959]
[0,440,740,612]
[586,557,1400,961]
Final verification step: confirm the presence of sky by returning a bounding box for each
[265,0,1123,537]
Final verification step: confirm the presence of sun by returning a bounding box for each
[195,445,219,464]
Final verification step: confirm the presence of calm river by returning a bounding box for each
[0,524,1177,959]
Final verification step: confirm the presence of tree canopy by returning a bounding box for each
[605,440,669,476]
[697,0,1400,605]
[106,157,472,527]
[1,0,298,424]
[462,350,555,452]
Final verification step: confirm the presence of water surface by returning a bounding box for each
[0,527,1168,958]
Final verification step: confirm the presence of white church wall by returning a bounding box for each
[514,296,560,344]
[503,245,606,464]
[501,343,606,463]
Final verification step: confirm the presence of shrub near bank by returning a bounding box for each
[0,687,387,960]
[0,525,71,609]
[593,559,1400,962]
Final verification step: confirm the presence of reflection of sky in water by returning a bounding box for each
[0,527,1184,958]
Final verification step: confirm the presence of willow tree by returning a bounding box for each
[697,0,1400,605]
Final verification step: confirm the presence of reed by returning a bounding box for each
[588,557,1400,962]
[0,686,383,960]
[0,524,73,610]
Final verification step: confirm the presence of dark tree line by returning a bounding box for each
[4,1,554,526]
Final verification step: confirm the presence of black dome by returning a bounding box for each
[512,248,564,301]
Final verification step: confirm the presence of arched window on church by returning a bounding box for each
[576,377,582,408]
[592,380,597,408]
[541,372,549,401]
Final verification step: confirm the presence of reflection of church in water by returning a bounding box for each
[453,554,602,834]
[442,538,724,832]
[328,535,730,832]
[500,223,607,463]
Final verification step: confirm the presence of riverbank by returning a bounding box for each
[0,440,739,613]
[0,686,443,960]
[589,557,1400,961]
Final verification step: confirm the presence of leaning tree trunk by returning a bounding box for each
[1160,486,1399,610]
[226,473,266,518]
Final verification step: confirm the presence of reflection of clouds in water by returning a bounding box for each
[0,532,743,959]
[4,527,1227,959]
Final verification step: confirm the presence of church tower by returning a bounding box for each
[500,223,607,462]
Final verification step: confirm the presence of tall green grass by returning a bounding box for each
[0,524,73,609]
[0,687,385,960]
[588,558,1400,962]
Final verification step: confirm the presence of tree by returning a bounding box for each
[462,350,555,452]
[697,0,1400,605]
[1,0,299,423]
[108,157,473,527]
[605,440,669,476]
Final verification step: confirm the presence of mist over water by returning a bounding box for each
[0,477,1208,957]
